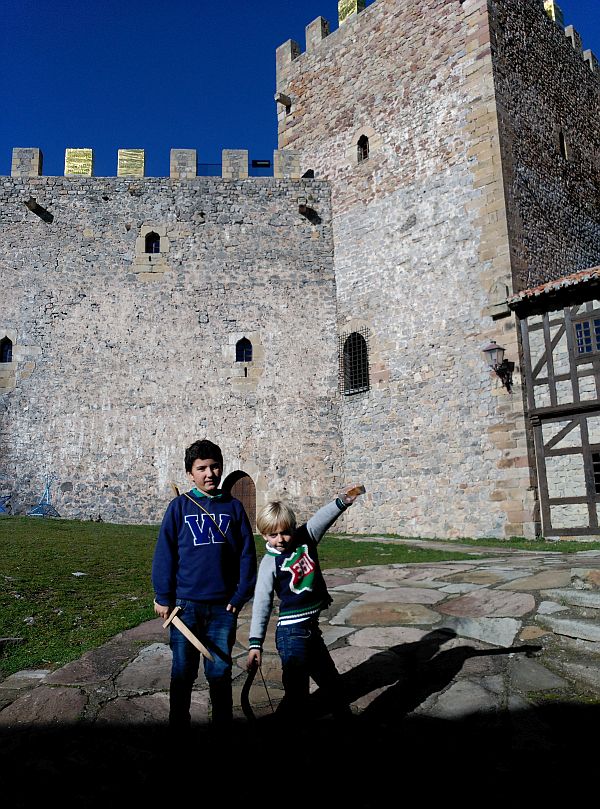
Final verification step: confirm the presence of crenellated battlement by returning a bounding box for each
[543,1,600,74]
[8,147,304,180]
[276,0,598,91]
[276,0,372,88]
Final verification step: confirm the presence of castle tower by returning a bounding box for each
[275,0,600,538]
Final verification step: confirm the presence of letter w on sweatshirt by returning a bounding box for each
[184,513,231,545]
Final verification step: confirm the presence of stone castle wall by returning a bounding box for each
[274,0,562,538]
[0,176,344,525]
[3,0,598,538]
[491,0,600,290]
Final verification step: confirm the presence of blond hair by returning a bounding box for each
[256,501,297,535]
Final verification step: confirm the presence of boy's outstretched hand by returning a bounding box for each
[246,649,261,671]
[340,484,366,505]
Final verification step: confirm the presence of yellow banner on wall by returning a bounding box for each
[117,149,145,177]
[65,148,93,176]
[338,0,366,25]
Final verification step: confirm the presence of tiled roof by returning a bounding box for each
[508,266,600,313]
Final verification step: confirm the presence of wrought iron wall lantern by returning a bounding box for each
[482,340,514,393]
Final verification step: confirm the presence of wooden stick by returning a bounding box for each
[163,606,214,661]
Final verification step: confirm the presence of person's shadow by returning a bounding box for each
[310,628,542,724]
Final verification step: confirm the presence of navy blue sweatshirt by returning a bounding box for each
[152,490,257,611]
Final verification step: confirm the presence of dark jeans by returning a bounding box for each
[169,600,237,727]
[275,618,351,721]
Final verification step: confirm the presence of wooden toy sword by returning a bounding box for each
[163,605,214,662]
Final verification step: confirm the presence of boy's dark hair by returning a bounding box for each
[185,439,223,472]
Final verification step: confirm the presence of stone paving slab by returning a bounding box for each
[0,549,599,735]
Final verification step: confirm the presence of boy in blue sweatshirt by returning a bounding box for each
[152,439,257,728]
[246,485,364,723]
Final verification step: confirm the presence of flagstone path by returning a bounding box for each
[1,543,599,808]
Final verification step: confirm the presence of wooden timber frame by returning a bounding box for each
[510,269,600,537]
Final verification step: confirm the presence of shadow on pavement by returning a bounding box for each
[1,630,597,807]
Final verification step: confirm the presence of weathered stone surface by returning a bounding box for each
[397,566,477,583]
[554,661,600,692]
[480,675,506,695]
[116,619,165,643]
[331,583,386,594]
[115,643,171,692]
[323,573,356,588]
[570,568,600,589]
[438,584,488,594]
[543,589,600,609]
[321,626,354,646]
[332,601,440,627]
[355,567,413,585]
[47,640,141,685]
[538,601,567,615]
[442,571,508,586]
[0,669,51,690]
[498,570,572,591]
[348,627,428,648]
[0,686,87,726]
[0,177,341,529]
[357,587,446,604]
[437,590,535,618]
[509,658,568,692]
[428,681,500,719]
[439,617,522,647]
[536,616,600,642]
[96,692,173,724]
[519,626,550,641]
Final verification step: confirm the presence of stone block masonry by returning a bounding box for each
[0,176,344,525]
[491,0,600,290]
[273,0,599,538]
[3,0,599,540]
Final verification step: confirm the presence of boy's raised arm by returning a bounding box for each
[306,484,365,544]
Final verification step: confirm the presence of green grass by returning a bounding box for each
[1,515,596,678]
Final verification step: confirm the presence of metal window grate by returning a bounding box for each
[339,328,370,395]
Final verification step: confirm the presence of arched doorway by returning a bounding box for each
[222,471,256,531]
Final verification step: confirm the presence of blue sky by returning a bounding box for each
[1,0,598,178]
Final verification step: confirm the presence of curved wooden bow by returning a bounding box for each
[241,659,258,722]
[241,660,274,722]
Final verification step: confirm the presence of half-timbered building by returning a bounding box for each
[510,268,600,537]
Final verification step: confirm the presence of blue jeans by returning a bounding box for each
[275,619,350,721]
[169,600,237,726]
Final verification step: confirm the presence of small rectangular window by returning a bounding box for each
[575,318,600,356]
[593,452,600,495]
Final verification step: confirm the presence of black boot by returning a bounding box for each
[209,679,233,727]
[169,678,192,730]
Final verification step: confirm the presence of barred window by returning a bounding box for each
[574,318,600,356]
[236,337,253,362]
[339,329,370,395]
[357,135,369,163]
[145,231,161,254]
[0,337,12,364]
